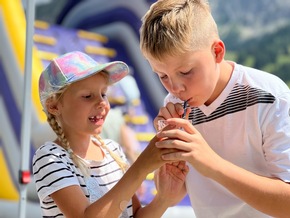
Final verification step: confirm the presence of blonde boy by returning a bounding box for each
[140,0,290,217]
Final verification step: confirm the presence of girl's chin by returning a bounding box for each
[90,127,102,135]
[95,128,102,133]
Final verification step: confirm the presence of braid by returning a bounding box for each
[94,135,129,173]
[45,82,128,177]
[47,112,90,177]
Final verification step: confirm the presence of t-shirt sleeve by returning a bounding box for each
[263,92,290,182]
[32,143,80,202]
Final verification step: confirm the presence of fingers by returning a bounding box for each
[156,136,191,151]
[156,119,196,143]
[171,161,179,167]
[154,118,199,162]
[184,106,191,120]
[154,102,184,130]
[173,161,188,172]
[160,147,183,156]
[155,118,197,152]
[163,102,184,118]
[155,134,192,162]
[176,161,189,174]
[140,135,182,167]
[161,151,188,162]
[176,160,187,168]
[163,118,196,134]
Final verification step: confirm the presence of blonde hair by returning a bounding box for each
[140,0,219,60]
[45,72,128,177]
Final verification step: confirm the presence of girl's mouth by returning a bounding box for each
[89,115,104,125]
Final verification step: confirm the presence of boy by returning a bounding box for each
[140,0,290,217]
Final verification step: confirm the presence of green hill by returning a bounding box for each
[224,23,290,86]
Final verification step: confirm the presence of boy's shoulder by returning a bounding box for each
[234,63,289,93]
[236,63,283,82]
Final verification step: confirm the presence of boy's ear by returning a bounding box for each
[46,97,60,116]
[212,40,225,63]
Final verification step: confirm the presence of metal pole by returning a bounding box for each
[18,0,35,217]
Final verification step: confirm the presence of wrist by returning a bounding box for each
[154,192,174,207]
[127,160,150,181]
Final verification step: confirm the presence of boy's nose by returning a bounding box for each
[171,81,185,94]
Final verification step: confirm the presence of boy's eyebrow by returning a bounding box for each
[153,71,163,75]
[151,67,160,73]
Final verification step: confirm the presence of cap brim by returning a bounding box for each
[66,61,129,85]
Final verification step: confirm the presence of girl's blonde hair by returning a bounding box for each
[140,0,219,60]
[46,72,128,177]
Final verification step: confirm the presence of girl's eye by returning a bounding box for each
[83,95,92,99]
[101,93,107,98]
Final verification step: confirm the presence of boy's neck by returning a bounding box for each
[205,60,233,106]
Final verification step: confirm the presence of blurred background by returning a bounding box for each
[0,0,289,217]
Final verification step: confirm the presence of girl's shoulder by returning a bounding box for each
[101,138,127,162]
[102,138,120,149]
[33,141,67,161]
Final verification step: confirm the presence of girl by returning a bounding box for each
[32,51,188,218]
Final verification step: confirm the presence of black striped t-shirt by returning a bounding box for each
[32,139,133,218]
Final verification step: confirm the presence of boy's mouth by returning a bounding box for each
[182,99,189,118]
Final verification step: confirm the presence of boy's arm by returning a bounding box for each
[157,117,290,218]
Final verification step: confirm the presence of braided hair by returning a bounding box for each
[46,82,128,177]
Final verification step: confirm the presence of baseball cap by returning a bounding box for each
[39,51,129,113]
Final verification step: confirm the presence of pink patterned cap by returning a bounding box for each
[39,51,129,112]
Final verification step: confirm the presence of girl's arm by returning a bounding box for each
[133,162,188,217]
[51,135,180,218]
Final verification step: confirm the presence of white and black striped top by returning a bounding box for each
[32,139,133,218]
[165,62,290,217]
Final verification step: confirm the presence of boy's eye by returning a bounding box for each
[160,75,168,80]
[181,70,190,75]
[101,93,107,98]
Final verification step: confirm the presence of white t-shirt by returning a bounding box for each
[165,63,290,218]
[32,139,133,218]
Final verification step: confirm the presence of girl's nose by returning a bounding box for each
[96,97,108,108]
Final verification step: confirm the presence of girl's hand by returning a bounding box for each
[154,161,188,206]
[135,134,181,175]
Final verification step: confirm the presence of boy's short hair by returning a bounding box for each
[140,0,219,60]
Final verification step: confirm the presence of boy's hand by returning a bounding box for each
[155,118,222,178]
[154,102,185,131]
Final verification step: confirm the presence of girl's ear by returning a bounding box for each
[212,40,225,63]
[46,97,60,116]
